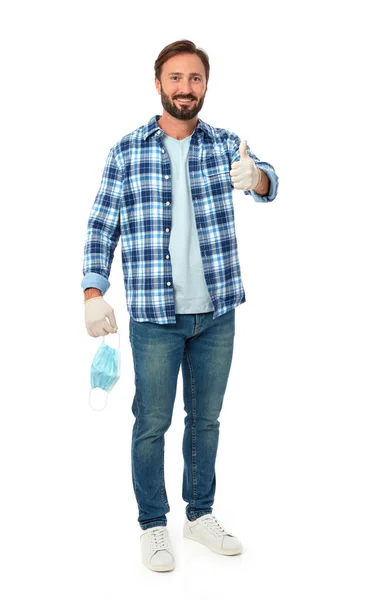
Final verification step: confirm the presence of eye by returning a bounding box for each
[169,76,201,81]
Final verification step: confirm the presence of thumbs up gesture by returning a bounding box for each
[230,140,261,190]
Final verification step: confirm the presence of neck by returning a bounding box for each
[157,112,198,140]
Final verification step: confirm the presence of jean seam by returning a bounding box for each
[130,320,139,499]
[184,346,197,510]
[161,434,169,509]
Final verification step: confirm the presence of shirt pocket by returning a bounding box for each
[202,153,232,194]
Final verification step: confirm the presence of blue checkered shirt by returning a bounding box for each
[81,115,279,324]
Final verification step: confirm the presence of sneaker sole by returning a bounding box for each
[184,531,243,555]
[143,561,175,572]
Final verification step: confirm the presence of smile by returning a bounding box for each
[176,99,194,104]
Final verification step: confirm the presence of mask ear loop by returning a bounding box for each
[88,331,121,412]
[88,387,109,411]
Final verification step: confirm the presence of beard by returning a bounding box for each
[159,86,206,121]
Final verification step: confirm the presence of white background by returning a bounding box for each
[1,0,369,598]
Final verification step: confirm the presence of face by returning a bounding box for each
[155,53,208,121]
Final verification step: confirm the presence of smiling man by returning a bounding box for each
[82,39,279,572]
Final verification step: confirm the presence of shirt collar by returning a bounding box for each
[142,114,214,141]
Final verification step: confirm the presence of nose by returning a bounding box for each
[178,78,193,96]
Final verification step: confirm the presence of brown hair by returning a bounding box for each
[154,39,210,84]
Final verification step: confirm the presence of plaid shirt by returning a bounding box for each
[81,114,279,324]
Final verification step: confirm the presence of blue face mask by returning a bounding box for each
[88,333,121,411]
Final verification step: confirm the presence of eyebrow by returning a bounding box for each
[167,72,204,77]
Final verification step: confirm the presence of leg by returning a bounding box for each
[129,316,188,530]
[181,309,235,521]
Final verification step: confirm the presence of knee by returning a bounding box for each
[137,411,172,438]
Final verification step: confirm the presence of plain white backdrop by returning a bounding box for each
[1,0,369,598]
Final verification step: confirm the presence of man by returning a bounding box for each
[82,39,279,572]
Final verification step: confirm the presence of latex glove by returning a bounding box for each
[230,140,261,190]
[84,296,118,337]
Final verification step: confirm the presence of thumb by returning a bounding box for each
[239,139,249,160]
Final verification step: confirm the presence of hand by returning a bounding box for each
[230,140,260,190]
[84,296,118,337]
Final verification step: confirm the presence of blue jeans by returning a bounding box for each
[129,309,235,530]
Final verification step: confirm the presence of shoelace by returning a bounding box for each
[201,515,232,537]
[149,527,171,551]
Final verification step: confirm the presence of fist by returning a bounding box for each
[230,140,260,190]
[84,296,118,337]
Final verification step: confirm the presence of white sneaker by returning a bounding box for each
[184,514,243,555]
[140,526,175,572]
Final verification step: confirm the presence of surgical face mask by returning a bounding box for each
[88,333,121,411]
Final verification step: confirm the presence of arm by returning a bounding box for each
[81,145,123,295]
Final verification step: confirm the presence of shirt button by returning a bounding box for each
[165,201,170,206]
[165,228,170,232]
[167,281,171,286]
[164,175,169,179]
[162,149,165,153]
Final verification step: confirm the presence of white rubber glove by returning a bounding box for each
[230,140,261,190]
[84,296,118,337]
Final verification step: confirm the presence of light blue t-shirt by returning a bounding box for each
[162,133,214,314]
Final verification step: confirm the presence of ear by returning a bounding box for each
[155,77,161,95]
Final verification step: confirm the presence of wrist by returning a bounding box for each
[84,287,102,302]
[252,167,262,191]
